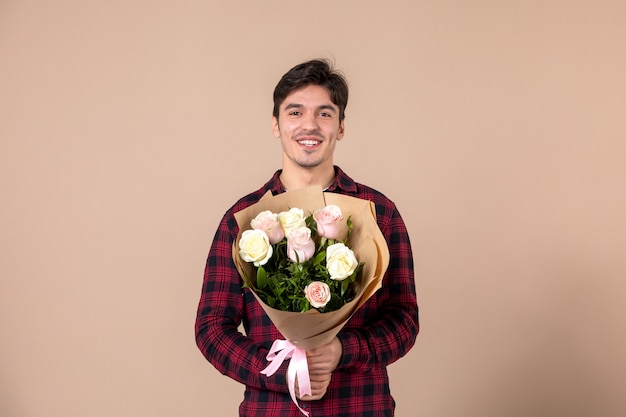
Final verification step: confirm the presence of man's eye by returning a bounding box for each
[319,112,331,117]
[289,111,301,116]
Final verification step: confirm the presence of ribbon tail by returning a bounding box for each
[259,340,311,416]
[260,346,291,377]
[287,347,311,417]
[293,348,311,397]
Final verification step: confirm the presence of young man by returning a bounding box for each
[195,59,419,417]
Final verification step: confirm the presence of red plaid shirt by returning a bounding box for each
[195,167,419,417]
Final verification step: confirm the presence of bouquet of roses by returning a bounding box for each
[232,186,389,349]
[232,186,389,415]
[238,203,363,314]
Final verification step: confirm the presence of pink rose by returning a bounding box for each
[251,210,284,244]
[286,227,315,263]
[313,204,343,239]
[304,281,331,309]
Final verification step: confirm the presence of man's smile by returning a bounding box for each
[297,139,322,147]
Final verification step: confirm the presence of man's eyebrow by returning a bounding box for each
[317,104,337,113]
[283,103,337,112]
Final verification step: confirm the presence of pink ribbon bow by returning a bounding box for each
[260,340,311,416]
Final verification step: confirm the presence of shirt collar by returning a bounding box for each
[266,166,358,195]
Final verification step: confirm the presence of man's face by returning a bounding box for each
[272,84,345,171]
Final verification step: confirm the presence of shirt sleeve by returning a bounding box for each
[336,204,419,372]
[194,212,289,393]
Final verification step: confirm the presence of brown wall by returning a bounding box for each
[1,1,625,416]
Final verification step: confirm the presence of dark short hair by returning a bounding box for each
[272,59,349,121]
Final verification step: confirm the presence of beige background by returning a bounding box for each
[1,1,625,416]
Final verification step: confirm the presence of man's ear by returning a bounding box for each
[271,116,280,138]
[337,120,345,140]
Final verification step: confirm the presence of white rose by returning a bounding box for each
[277,207,306,236]
[326,243,358,281]
[239,229,273,266]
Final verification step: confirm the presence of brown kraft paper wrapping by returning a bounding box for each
[233,185,390,351]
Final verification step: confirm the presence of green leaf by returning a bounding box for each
[242,270,251,288]
[341,278,350,296]
[312,251,325,266]
[257,266,268,289]
[345,216,354,242]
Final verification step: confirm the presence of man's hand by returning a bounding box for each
[296,337,342,401]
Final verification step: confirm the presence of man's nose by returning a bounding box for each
[301,112,319,131]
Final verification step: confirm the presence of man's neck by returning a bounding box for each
[279,165,336,191]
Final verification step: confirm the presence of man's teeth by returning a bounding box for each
[298,140,319,146]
